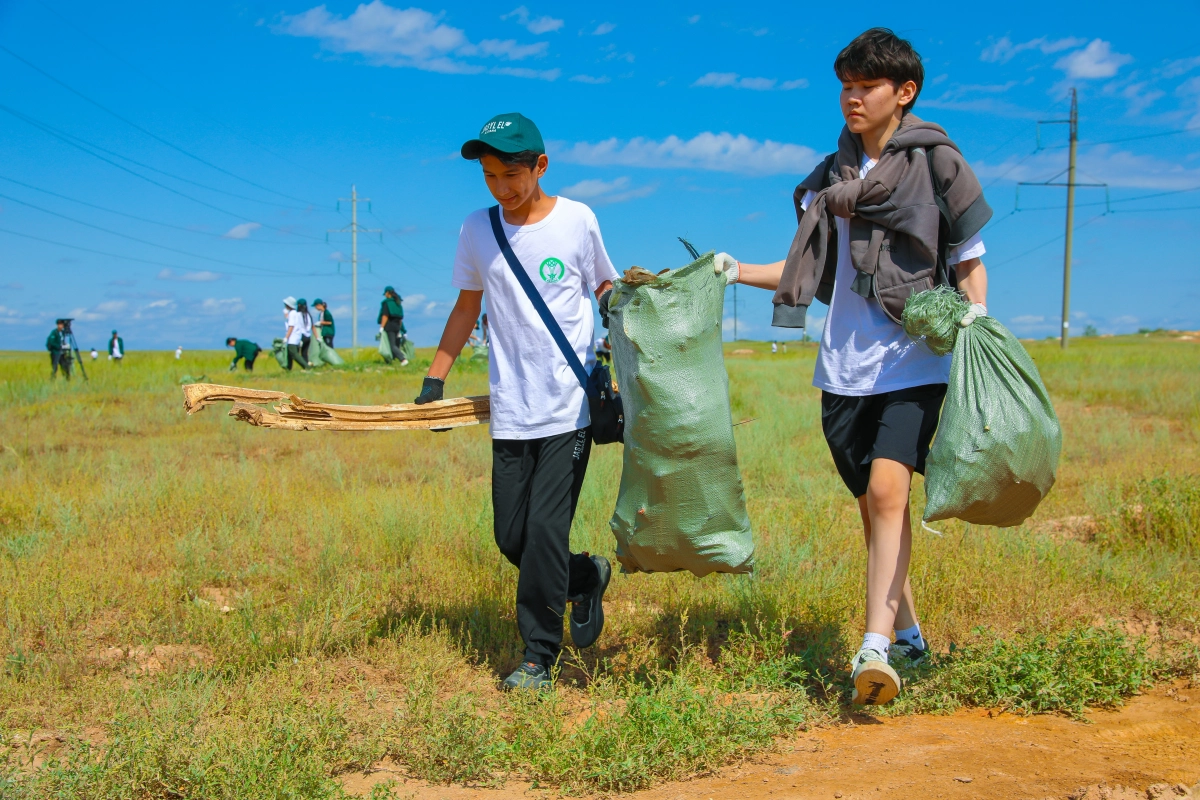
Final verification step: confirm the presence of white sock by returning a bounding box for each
[861,632,891,656]
[894,624,926,650]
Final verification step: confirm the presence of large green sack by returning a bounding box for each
[401,335,416,363]
[377,331,393,363]
[271,338,288,369]
[309,335,344,366]
[607,253,754,576]
[902,288,1062,527]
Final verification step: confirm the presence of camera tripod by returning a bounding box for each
[58,318,88,381]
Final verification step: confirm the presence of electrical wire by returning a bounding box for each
[366,209,450,270]
[0,226,331,278]
[0,191,324,276]
[32,0,339,185]
[988,212,1110,268]
[1,104,330,240]
[0,43,325,208]
[0,173,325,245]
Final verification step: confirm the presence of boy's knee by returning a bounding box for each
[865,469,910,515]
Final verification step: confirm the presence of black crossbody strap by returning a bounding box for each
[488,205,589,389]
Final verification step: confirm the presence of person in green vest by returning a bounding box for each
[108,329,125,364]
[313,299,335,347]
[226,337,262,371]
[378,286,408,366]
[46,319,72,379]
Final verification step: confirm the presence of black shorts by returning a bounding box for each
[821,383,947,498]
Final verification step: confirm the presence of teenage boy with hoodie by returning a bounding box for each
[414,113,616,691]
[718,28,991,705]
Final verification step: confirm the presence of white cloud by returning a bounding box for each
[222,222,262,239]
[199,298,246,315]
[552,132,821,176]
[277,1,551,77]
[490,66,559,81]
[156,269,224,282]
[592,22,616,35]
[1055,39,1132,80]
[601,43,634,63]
[687,15,700,24]
[570,74,610,84]
[693,72,806,91]
[1163,55,1200,79]
[328,251,347,261]
[501,6,563,34]
[980,35,1087,63]
[557,176,657,204]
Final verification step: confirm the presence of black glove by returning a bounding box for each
[599,288,613,329]
[414,376,444,405]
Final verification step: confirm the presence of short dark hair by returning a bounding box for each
[834,28,924,112]
[474,144,542,169]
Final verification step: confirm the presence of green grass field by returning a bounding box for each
[2,335,1199,797]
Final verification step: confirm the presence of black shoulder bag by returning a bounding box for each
[487,206,624,444]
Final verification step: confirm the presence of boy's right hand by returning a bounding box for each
[414,376,445,405]
[714,253,740,285]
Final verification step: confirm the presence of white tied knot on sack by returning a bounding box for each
[713,252,740,285]
[959,303,988,328]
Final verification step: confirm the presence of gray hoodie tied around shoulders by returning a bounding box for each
[772,114,992,328]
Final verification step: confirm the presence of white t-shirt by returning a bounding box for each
[804,155,986,396]
[285,310,306,345]
[452,197,618,440]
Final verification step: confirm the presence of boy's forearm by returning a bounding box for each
[957,258,988,307]
[428,291,483,380]
[736,260,786,291]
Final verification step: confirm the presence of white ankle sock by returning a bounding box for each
[861,632,891,656]
[894,624,926,650]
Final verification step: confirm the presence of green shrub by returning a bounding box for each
[1100,474,1200,553]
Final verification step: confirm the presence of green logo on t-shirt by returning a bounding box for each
[539,257,565,283]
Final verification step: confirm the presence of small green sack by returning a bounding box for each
[401,336,416,363]
[902,288,1062,527]
[608,253,754,576]
[471,344,489,361]
[377,331,393,363]
[272,338,288,369]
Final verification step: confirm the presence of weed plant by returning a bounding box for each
[0,336,1198,796]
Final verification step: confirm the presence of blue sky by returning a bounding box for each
[1,0,1198,350]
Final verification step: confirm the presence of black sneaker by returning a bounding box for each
[501,661,551,691]
[569,555,611,649]
[891,638,930,667]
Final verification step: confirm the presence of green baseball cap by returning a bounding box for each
[313,298,324,306]
[460,113,545,159]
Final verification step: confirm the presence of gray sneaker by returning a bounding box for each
[501,661,551,692]
[569,555,611,649]
[851,647,901,706]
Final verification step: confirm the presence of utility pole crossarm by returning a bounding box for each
[327,185,381,350]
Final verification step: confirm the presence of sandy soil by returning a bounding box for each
[342,680,1200,800]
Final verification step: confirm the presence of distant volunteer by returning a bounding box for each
[378,286,408,366]
[296,298,314,363]
[226,337,262,371]
[282,296,309,370]
[415,112,616,692]
[313,299,335,347]
[109,329,124,364]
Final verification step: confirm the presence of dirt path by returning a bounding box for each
[344,681,1200,799]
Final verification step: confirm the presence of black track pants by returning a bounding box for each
[286,344,309,370]
[50,351,71,379]
[492,427,600,667]
[384,324,405,361]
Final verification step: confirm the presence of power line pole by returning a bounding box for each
[1061,88,1078,350]
[328,185,380,350]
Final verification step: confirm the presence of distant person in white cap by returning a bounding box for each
[282,296,309,370]
[175,345,183,360]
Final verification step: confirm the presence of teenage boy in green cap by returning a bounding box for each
[720,29,991,706]
[415,112,617,691]
[378,287,408,366]
[226,337,262,371]
[313,299,335,347]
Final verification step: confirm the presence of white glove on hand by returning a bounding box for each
[960,303,989,327]
[713,252,740,285]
